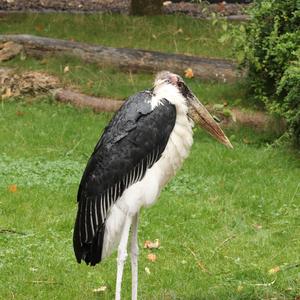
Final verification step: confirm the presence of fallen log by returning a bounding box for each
[53,88,285,134]
[0,34,241,82]
[0,66,284,133]
[54,89,123,112]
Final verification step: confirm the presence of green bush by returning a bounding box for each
[236,0,300,145]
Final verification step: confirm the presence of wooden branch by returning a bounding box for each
[53,88,285,133]
[0,34,241,82]
[54,89,123,112]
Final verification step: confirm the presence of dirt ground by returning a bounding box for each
[0,0,248,18]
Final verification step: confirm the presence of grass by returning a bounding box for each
[0,98,299,300]
[3,55,247,108]
[1,12,247,107]
[0,13,234,59]
[0,12,299,300]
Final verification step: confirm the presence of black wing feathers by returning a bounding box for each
[73,91,176,266]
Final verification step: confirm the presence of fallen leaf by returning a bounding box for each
[2,87,13,99]
[243,138,250,144]
[144,239,160,249]
[35,24,44,32]
[145,267,151,275]
[237,285,243,292]
[29,267,38,272]
[231,112,237,122]
[268,266,280,275]
[163,1,172,6]
[217,2,226,13]
[8,184,17,193]
[184,68,194,79]
[93,286,107,293]
[16,111,25,116]
[147,253,157,262]
[63,66,70,73]
[253,223,263,230]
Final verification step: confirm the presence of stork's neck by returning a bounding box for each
[151,84,188,115]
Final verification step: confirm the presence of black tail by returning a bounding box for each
[73,210,105,266]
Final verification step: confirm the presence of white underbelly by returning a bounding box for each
[102,115,193,258]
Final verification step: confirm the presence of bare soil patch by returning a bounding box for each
[0,0,249,19]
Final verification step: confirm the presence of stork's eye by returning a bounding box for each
[177,82,184,89]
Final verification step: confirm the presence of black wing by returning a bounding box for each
[73,91,176,266]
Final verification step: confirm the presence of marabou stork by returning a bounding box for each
[73,71,232,300]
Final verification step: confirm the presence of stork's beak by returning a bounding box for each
[187,94,233,148]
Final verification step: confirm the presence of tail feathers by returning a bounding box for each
[73,224,105,266]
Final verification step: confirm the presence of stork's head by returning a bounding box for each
[154,71,233,148]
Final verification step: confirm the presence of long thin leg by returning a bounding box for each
[131,213,139,300]
[115,216,132,300]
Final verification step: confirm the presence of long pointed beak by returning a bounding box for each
[188,95,233,148]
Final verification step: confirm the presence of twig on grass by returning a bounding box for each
[251,279,276,287]
[291,183,300,202]
[30,280,61,285]
[187,246,211,274]
[0,228,27,235]
[210,234,236,258]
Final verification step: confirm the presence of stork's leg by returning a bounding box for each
[115,216,132,300]
[131,213,139,300]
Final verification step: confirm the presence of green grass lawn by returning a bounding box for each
[0,98,299,299]
[0,12,299,300]
[3,55,246,108]
[0,12,247,108]
[0,13,234,59]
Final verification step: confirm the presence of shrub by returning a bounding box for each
[234,0,300,145]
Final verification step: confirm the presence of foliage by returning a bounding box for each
[276,49,300,146]
[231,0,300,145]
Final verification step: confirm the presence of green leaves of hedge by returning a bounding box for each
[238,0,300,146]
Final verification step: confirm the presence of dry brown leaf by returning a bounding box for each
[2,87,12,99]
[147,253,157,262]
[63,66,70,73]
[144,239,160,249]
[16,111,25,117]
[35,24,44,32]
[184,68,194,79]
[243,138,250,144]
[253,223,263,230]
[268,266,280,274]
[8,184,17,193]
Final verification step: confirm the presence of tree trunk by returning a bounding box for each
[0,34,241,82]
[130,0,163,15]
